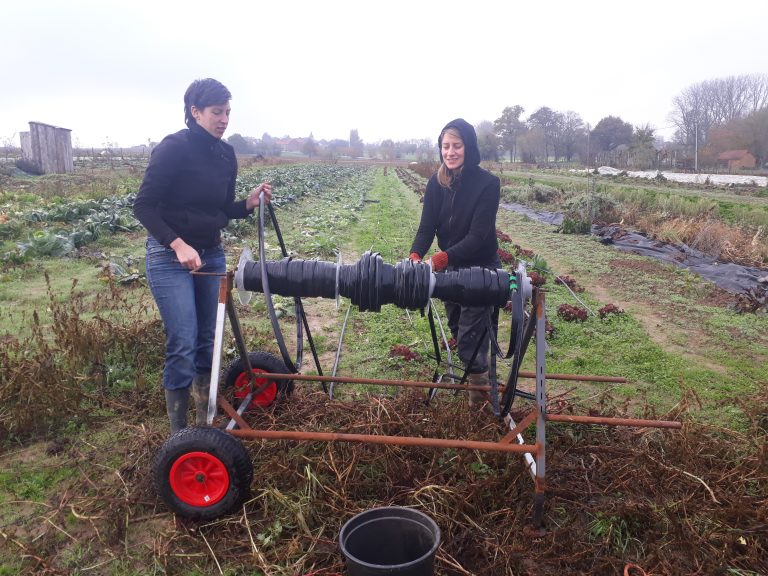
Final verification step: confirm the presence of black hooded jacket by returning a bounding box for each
[133,122,251,250]
[410,118,500,268]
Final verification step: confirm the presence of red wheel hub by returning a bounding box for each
[169,451,229,507]
[233,368,277,407]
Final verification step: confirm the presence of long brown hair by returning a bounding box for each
[437,127,463,189]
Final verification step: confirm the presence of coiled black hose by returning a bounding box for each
[239,252,512,311]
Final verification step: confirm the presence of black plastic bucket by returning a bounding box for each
[339,506,440,576]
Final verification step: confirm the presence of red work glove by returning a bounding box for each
[430,251,448,272]
[409,252,422,262]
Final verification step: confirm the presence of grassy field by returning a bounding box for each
[0,163,766,575]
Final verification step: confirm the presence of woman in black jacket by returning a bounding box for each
[134,78,271,433]
[409,118,501,410]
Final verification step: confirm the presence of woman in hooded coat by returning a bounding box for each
[409,118,501,410]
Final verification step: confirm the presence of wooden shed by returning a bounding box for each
[19,121,73,174]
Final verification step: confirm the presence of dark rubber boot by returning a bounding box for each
[468,371,490,412]
[192,373,211,426]
[165,387,190,434]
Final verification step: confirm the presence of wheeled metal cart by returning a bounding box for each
[152,204,681,524]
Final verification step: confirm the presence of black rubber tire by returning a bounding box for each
[222,351,294,410]
[152,426,253,520]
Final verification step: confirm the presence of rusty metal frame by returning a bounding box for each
[208,272,682,525]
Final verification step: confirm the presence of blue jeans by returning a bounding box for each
[145,236,226,391]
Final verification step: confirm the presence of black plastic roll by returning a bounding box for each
[239,251,511,311]
[432,266,510,307]
[241,257,337,299]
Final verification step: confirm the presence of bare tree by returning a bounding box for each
[669,74,768,146]
[527,107,559,161]
[742,107,768,168]
[1,132,18,161]
[227,133,253,155]
[493,105,526,162]
[744,74,768,112]
[380,139,396,161]
[414,139,434,163]
[302,133,317,158]
[629,123,657,169]
[517,127,545,164]
[553,111,585,162]
[349,129,364,158]
[475,120,500,162]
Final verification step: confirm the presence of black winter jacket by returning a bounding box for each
[410,118,500,268]
[133,122,251,250]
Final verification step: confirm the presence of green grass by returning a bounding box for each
[0,465,77,500]
[349,170,422,261]
[496,207,767,428]
[587,512,643,555]
[0,230,147,339]
[328,169,435,387]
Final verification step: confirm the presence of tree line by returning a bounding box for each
[226,129,435,163]
[222,74,766,172]
[482,73,767,170]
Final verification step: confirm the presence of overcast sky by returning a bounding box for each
[2,0,766,148]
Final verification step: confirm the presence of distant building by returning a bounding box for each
[716,149,756,171]
[19,121,73,174]
[276,137,307,153]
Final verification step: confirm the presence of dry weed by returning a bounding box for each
[3,387,766,574]
[642,217,768,266]
[0,274,163,440]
